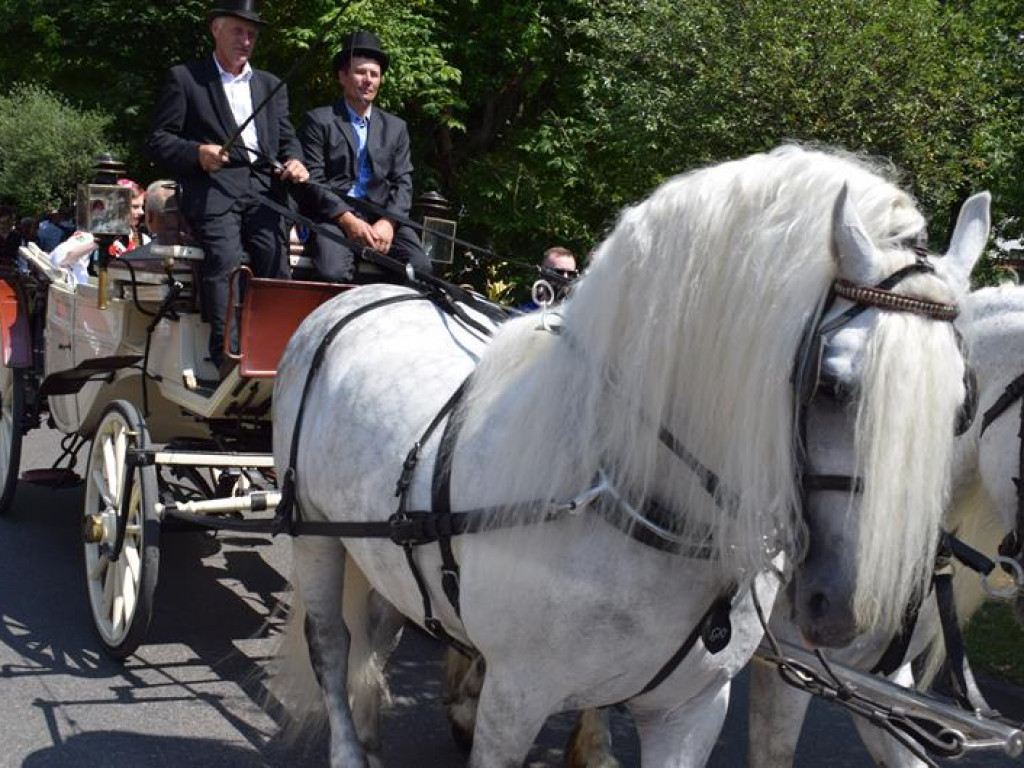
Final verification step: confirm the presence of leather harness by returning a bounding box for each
[264,253,968,699]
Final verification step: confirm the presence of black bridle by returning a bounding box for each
[793,254,969,505]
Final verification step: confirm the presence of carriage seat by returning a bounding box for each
[226,272,350,377]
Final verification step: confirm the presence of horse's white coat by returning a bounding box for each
[269,146,976,767]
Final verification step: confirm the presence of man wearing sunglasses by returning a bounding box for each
[520,245,578,311]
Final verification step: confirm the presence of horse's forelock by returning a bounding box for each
[852,310,963,632]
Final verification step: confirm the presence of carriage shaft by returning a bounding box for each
[755,640,1024,757]
[156,490,280,517]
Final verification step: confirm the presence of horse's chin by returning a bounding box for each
[798,624,858,650]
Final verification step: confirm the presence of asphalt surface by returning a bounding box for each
[1,427,1022,767]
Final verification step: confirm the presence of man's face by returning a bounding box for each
[338,56,382,112]
[544,253,578,278]
[211,16,260,74]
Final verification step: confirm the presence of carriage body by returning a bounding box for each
[2,241,344,657]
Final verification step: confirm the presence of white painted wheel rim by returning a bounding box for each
[84,412,144,646]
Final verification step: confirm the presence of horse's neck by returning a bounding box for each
[945,476,1002,624]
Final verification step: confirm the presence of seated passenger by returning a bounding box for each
[299,30,432,283]
[49,231,97,286]
[48,177,152,285]
[124,180,184,258]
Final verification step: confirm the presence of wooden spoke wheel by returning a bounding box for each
[0,362,24,515]
[83,400,160,659]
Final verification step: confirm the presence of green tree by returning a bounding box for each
[0,83,116,214]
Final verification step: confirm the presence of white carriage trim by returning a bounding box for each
[148,450,275,467]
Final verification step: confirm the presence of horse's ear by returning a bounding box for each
[942,191,990,290]
[831,183,877,283]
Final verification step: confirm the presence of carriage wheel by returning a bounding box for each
[0,363,25,515]
[82,400,160,659]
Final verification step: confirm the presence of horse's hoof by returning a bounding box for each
[450,720,474,752]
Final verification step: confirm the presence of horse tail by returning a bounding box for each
[267,547,388,744]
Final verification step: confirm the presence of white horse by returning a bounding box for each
[269,146,980,768]
[446,195,997,768]
[750,277,1024,768]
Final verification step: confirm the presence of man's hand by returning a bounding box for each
[198,144,228,172]
[337,211,385,251]
[276,158,309,184]
[371,219,394,254]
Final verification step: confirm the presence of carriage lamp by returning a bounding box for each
[77,154,132,309]
[413,191,457,265]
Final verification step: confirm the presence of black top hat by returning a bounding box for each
[332,30,389,74]
[209,0,265,25]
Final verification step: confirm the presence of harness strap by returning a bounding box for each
[870,597,923,677]
[431,378,472,617]
[802,474,864,493]
[633,584,738,699]
[934,572,998,715]
[274,293,433,534]
[980,371,1024,436]
[394,377,472,644]
[868,529,995,677]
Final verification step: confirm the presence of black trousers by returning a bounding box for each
[191,194,288,366]
[306,216,432,284]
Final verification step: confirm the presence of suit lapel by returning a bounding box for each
[204,56,239,143]
[366,109,383,169]
[334,101,358,159]
[251,72,270,156]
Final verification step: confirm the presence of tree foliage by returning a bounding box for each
[0,0,1020,289]
[0,83,116,214]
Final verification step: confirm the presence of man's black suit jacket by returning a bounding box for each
[145,56,303,219]
[299,101,415,223]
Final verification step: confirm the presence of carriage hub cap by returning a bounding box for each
[83,511,115,545]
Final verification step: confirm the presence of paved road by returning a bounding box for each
[1,428,1021,767]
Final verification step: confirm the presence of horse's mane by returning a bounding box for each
[461,146,962,621]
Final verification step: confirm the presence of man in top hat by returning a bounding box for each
[299,30,431,283]
[146,0,308,372]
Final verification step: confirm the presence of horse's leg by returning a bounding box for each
[467,667,553,768]
[295,536,368,768]
[747,659,813,768]
[566,708,620,768]
[851,663,926,768]
[631,682,730,768]
[343,567,407,768]
[444,646,485,751]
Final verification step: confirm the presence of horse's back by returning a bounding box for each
[273,284,492,523]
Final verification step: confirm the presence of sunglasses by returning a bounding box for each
[552,268,578,279]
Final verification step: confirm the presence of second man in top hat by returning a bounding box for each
[300,30,432,283]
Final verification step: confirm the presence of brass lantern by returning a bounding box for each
[414,191,457,265]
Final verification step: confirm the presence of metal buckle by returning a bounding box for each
[388,512,436,546]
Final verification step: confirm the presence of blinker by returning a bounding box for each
[701,596,733,654]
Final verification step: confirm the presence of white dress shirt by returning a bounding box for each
[213,55,259,162]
